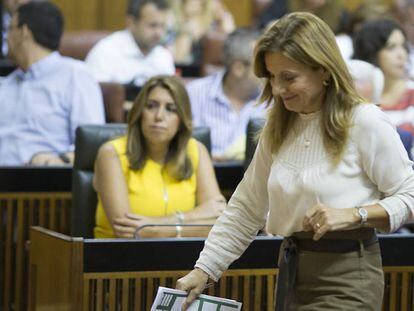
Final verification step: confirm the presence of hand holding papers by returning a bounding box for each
[151,286,242,311]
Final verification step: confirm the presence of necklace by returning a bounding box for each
[304,136,311,148]
[293,119,311,148]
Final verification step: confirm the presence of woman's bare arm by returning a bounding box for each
[94,142,132,237]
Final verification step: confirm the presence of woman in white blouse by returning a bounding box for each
[176,12,414,311]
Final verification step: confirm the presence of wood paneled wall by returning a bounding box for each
[51,0,126,30]
[222,0,252,27]
[51,0,101,30]
[345,0,395,11]
[51,0,253,31]
[52,0,396,31]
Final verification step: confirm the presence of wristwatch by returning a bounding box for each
[356,206,368,226]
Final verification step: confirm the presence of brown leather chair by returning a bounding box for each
[59,30,111,60]
[99,82,127,123]
[200,30,228,76]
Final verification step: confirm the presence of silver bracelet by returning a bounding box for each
[175,211,184,238]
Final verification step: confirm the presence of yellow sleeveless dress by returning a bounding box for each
[94,136,199,238]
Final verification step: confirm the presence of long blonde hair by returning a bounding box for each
[254,12,363,164]
[126,76,193,180]
[170,0,213,38]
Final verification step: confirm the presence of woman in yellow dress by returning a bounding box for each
[93,75,226,238]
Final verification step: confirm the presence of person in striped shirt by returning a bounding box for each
[186,28,264,161]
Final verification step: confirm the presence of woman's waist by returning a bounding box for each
[292,227,375,240]
[286,228,378,253]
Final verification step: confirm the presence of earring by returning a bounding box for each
[323,80,329,86]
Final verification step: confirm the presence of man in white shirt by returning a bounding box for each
[85,0,175,86]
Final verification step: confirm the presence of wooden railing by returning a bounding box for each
[0,193,71,311]
[82,268,414,311]
[29,227,414,311]
[80,268,414,311]
[382,267,414,310]
[3,165,414,310]
[0,164,243,310]
[82,270,276,311]
[0,167,72,311]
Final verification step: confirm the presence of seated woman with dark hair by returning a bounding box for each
[353,19,414,134]
[93,75,226,238]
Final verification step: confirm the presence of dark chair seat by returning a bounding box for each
[244,118,265,170]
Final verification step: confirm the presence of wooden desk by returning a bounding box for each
[0,167,71,311]
[0,164,243,311]
[28,227,276,310]
[29,227,414,311]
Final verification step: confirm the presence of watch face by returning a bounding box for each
[358,207,368,222]
[359,208,368,217]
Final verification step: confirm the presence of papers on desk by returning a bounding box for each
[151,286,242,311]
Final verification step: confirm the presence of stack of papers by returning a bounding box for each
[151,286,242,311]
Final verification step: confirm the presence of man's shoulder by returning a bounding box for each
[151,45,173,57]
[58,54,87,68]
[87,30,129,54]
[147,45,174,67]
[56,55,96,78]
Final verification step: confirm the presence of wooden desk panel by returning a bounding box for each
[82,269,276,311]
[0,163,243,310]
[29,227,414,311]
[0,193,70,311]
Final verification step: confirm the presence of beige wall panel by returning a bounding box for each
[53,0,254,31]
[98,0,128,30]
[223,0,252,27]
[51,0,100,30]
[51,0,398,31]
[344,0,394,11]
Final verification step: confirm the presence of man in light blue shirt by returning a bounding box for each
[0,1,104,165]
[186,29,264,161]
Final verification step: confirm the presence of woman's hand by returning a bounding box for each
[112,213,158,238]
[194,196,226,220]
[29,152,66,166]
[176,268,209,310]
[302,203,360,240]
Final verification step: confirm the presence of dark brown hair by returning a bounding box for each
[126,75,193,180]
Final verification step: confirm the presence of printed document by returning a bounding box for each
[151,286,242,311]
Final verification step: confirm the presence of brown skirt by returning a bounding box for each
[275,229,384,311]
